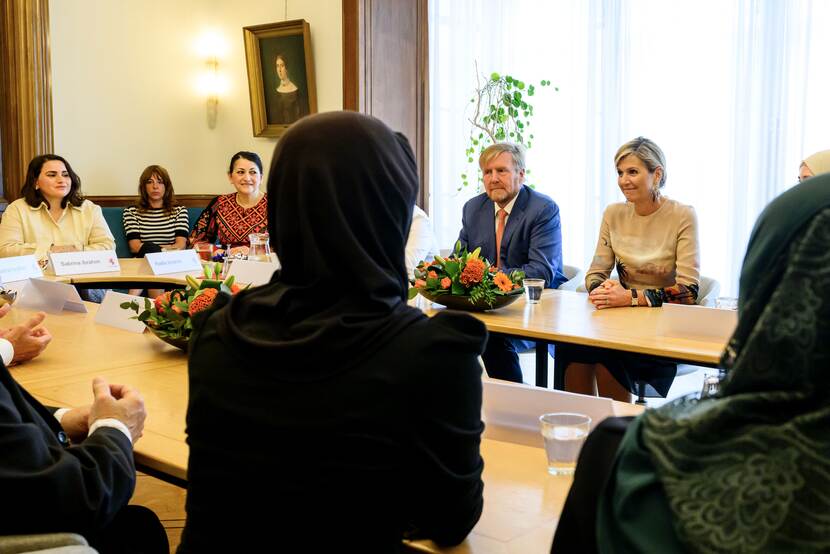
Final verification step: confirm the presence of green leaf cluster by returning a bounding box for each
[460,70,556,191]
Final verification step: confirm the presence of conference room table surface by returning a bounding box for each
[414,289,732,387]
[7,303,642,553]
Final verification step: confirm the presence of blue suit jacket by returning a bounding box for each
[457,185,566,288]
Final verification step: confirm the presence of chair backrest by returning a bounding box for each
[186,206,204,234]
[696,275,721,307]
[101,207,130,258]
[558,264,584,291]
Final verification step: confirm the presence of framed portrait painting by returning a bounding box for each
[243,19,317,138]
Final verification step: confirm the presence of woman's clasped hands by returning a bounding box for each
[588,279,632,309]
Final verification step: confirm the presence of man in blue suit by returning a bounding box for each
[458,143,565,382]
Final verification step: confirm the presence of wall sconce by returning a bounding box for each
[195,31,227,129]
[205,56,219,129]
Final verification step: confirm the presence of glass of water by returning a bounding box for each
[539,412,591,475]
[524,278,545,304]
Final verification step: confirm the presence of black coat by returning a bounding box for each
[0,363,135,537]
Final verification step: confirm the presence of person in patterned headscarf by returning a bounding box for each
[592,172,830,553]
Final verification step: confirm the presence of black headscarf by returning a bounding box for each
[217,112,424,380]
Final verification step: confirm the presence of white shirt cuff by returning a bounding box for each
[53,407,71,424]
[0,338,14,366]
[89,418,133,444]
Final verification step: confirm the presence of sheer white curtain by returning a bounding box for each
[428,0,830,295]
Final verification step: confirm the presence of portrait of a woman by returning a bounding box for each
[268,53,309,125]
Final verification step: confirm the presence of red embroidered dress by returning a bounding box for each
[189,193,268,248]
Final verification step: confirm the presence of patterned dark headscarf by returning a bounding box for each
[639,173,830,553]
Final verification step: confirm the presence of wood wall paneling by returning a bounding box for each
[86,195,215,208]
[0,0,54,208]
[342,0,429,209]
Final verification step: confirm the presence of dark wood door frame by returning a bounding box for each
[342,0,430,210]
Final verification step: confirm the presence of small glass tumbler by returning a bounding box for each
[700,373,721,398]
[539,412,591,475]
[194,243,213,262]
[524,278,545,304]
[716,297,738,310]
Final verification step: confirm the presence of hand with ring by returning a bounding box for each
[589,279,630,310]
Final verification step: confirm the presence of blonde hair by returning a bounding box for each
[614,137,667,189]
[479,142,526,173]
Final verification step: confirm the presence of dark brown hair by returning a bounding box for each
[22,154,84,209]
[136,165,177,215]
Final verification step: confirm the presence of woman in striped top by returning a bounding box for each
[122,165,189,256]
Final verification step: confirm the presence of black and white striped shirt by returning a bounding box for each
[122,206,189,246]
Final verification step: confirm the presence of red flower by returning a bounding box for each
[428,270,438,279]
[189,288,219,315]
[459,258,486,286]
[440,277,451,289]
[493,272,513,292]
[154,291,171,314]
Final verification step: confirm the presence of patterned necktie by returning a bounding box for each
[495,208,507,268]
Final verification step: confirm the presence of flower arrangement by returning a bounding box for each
[408,241,525,309]
[121,263,242,349]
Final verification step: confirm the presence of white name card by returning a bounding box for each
[0,255,42,283]
[145,250,202,275]
[227,259,279,287]
[49,250,120,276]
[94,291,147,333]
[16,278,87,314]
[657,303,737,342]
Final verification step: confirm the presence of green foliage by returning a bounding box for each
[460,68,556,191]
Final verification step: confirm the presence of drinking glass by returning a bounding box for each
[247,233,271,262]
[716,297,738,310]
[524,278,545,304]
[194,243,213,262]
[539,412,591,475]
[700,373,721,398]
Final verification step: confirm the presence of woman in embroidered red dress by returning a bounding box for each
[189,151,268,255]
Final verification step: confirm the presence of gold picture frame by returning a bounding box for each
[243,19,317,138]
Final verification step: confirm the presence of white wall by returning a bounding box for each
[50,0,342,195]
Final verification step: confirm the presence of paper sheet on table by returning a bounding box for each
[15,278,87,314]
[657,303,737,341]
[94,291,147,333]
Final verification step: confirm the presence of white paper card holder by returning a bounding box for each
[94,291,147,333]
[145,250,201,275]
[482,379,615,433]
[227,259,278,287]
[49,250,120,276]
[0,255,42,283]
[657,303,737,341]
[15,278,87,314]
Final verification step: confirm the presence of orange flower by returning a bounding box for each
[493,272,513,292]
[414,279,427,288]
[154,291,172,314]
[440,277,451,289]
[489,265,498,273]
[428,270,438,279]
[189,288,219,315]
[459,258,486,286]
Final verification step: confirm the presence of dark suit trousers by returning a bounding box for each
[480,333,524,383]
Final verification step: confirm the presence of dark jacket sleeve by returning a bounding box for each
[408,311,487,545]
[0,369,136,537]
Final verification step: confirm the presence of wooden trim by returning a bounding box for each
[86,195,215,208]
[0,0,53,203]
[342,0,359,111]
[416,0,429,211]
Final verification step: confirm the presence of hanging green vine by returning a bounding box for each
[460,67,556,191]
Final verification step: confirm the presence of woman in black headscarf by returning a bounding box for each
[178,112,487,552]
[552,173,830,553]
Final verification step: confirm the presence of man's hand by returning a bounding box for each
[60,405,91,443]
[88,377,146,443]
[0,312,52,364]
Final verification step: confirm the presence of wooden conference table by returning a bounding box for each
[6,300,641,553]
[417,290,732,388]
